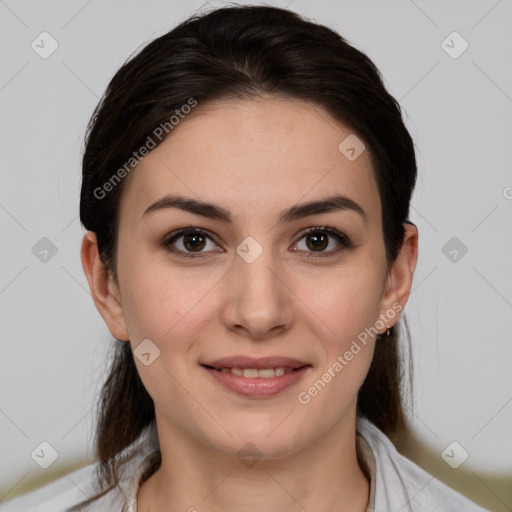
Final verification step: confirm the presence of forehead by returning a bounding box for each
[118,97,381,228]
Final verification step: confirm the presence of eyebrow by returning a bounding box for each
[142,194,367,224]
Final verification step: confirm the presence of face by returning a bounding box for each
[88,96,414,460]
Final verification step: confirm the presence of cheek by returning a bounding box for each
[296,262,384,339]
[122,270,212,409]
[118,248,217,343]
[292,259,383,404]
[295,270,380,414]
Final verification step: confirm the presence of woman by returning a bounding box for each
[0,4,489,511]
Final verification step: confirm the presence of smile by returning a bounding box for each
[201,364,312,398]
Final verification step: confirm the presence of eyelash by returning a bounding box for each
[162,226,354,259]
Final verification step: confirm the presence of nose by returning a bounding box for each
[220,243,293,340]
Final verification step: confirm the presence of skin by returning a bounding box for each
[81,96,418,512]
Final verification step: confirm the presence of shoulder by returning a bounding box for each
[0,423,159,512]
[356,416,490,512]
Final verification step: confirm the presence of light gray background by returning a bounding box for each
[0,0,511,510]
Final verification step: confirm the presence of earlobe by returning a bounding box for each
[80,231,130,341]
[379,222,419,331]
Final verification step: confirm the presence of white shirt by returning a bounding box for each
[0,417,489,511]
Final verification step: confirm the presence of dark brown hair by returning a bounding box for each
[74,4,417,509]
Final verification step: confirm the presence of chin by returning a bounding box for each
[204,419,312,462]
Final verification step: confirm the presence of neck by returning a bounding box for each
[137,410,370,512]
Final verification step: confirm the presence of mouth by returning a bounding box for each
[200,361,312,398]
[201,364,311,378]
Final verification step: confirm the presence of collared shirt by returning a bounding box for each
[0,417,489,511]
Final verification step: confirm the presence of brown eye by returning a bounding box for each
[164,228,220,257]
[182,233,206,252]
[293,227,352,257]
[305,232,329,251]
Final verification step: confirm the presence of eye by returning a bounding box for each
[163,228,221,258]
[292,227,353,257]
[162,226,353,259]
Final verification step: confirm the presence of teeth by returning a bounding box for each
[257,368,280,378]
[217,367,294,378]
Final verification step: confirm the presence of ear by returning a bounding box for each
[80,231,130,341]
[378,222,418,332]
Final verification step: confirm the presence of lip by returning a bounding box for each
[201,361,312,398]
[201,355,309,369]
